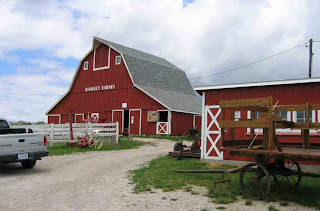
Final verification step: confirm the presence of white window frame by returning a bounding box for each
[83,61,89,70]
[93,44,111,71]
[115,56,121,65]
[47,114,61,124]
[74,114,85,123]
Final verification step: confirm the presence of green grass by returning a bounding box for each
[268,205,279,211]
[131,155,320,210]
[245,200,253,206]
[48,138,153,156]
[132,135,196,142]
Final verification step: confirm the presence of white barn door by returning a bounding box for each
[201,105,223,160]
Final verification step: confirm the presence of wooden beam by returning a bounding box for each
[273,135,283,152]
[230,109,235,140]
[250,109,255,139]
[219,97,271,109]
[273,103,320,112]
[220,120,270,128]
[302,129,310,149]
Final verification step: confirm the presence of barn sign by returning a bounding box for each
[147,111,159,122]
[85,84,115,92]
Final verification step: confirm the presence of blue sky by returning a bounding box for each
[0,0,320,122]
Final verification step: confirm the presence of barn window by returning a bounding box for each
[295,110,313,122]
[273,111,288,120]
[83,61,89,70]
[115,56,121,65]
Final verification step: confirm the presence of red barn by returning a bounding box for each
[195,78,320,161]
[46,37,201,136]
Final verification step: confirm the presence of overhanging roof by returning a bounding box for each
[194,77,320,91]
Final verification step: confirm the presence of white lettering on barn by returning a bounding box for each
[85,85,115,92]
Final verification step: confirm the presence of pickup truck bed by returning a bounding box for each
[0,119,48,168]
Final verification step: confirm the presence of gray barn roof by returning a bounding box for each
[95,37,201,114]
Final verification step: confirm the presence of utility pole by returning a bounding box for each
[308,39,314,78]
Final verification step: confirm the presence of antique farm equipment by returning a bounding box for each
[219,96,320,198]
[173,96,320,199]
[67,130,102,149]
[169,134,201,159]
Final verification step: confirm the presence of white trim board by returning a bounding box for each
[74,114,85,123]
[195,77,320,91]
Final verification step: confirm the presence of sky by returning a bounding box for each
[0,0,320,122]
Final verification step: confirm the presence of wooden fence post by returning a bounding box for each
[116,122,119,144]
[50,124,54,147]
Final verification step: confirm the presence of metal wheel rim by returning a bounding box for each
[273,160,302,187]
[240,163,271,199]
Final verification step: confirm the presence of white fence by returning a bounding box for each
[11,122,119,143]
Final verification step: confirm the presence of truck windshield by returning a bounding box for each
[0,120,9,129]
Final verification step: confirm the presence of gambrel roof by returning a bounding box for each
[95,37,200,114]
[47,37,201,114]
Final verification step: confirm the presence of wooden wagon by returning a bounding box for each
[219,96,320,198]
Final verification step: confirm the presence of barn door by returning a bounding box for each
[112,110,123,134]
[129,110,141,135]
[202,105,223,160]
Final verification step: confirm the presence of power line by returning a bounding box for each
[189,42,307,80]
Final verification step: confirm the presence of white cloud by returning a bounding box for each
[0,0,320,121]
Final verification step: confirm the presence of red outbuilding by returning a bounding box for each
[46,37,201,136]
[195,78,320,161]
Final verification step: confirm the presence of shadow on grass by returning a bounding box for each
[131,156,320,210]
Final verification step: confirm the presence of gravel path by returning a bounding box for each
[0,138,316,211]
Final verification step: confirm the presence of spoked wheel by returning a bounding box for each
[240,163,271,199]
[273,160,302,187]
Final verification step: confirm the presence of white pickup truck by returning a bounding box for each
[0,118,48,168]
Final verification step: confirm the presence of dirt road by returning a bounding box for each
[0,139,315,211]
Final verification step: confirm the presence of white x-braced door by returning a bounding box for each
[202,105,223,160]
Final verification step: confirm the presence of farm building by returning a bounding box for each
[195,77,320,161]
[46,37,201,136]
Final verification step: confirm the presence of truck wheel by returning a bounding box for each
[21,160,37,169]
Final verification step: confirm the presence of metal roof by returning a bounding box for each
[194,77,320,91]
[95,37,201,114]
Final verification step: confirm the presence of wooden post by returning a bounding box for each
[263,128,269,150]
[230,109,235,140]
[250,109,255,139]
[268,96,274,150]
[303,102,310,149]
[302,129,310,149]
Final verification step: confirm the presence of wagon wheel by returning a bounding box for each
[273,160,302,187]
[240,163,271,199]
[174,142,183,151]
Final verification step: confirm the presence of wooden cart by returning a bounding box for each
[219,96,320,198]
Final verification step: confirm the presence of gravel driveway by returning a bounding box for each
[0,138,316,211]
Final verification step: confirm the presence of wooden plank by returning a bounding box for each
[219,97,271,109]
[220,120,270,128]
[291,122,320,129]
[223,139,263,147]
[274,103,320,111]
[302,129,310,149]
[222,146,320,160]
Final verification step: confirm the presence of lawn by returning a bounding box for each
[131,155,320,210]
[48,138,153,156]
